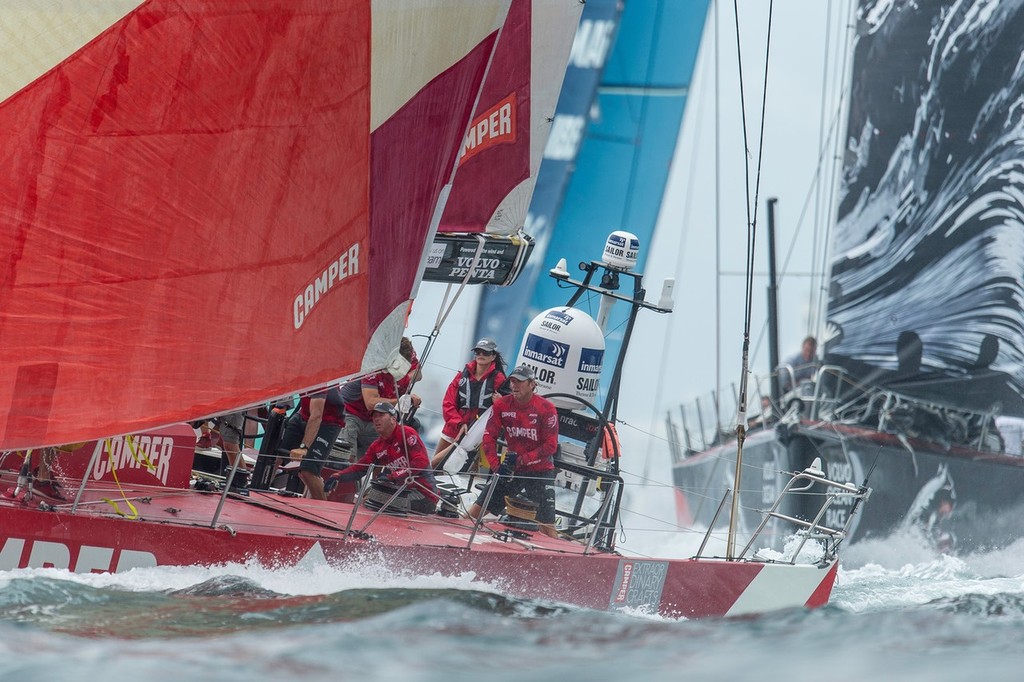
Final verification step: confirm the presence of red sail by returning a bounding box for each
[440,0,581,235]
[0,0,509,448]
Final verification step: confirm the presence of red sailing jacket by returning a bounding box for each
[442,361,507,432]
[482,393,558,473]
[336,424,437,502]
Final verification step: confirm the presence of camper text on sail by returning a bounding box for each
[293,244,360,329]
[459,93,516,164]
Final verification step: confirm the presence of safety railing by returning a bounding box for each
[669,364,1009,460]
[695,457,871,564]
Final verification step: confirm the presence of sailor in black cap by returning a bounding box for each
[431,337,508,469]
[326,401,438,511]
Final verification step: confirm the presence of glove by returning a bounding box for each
[380,468,411,484]
[324,473,340,493]
[497,451,518,477]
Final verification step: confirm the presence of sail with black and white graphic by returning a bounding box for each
[673,0,1024,556]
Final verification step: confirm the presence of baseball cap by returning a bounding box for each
[509,364,536,381]
[472,338,498,354]
[372,401,398,417]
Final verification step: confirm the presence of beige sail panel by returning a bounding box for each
[0,0,142,105]
[370,0,509,132]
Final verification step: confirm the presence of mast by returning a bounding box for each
[766,197,781,404]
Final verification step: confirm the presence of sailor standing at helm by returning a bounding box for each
[430,337,508,469]
[467,364,560,539]
[780,336,819,392]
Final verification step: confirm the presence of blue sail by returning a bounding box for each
[475,0,709,391]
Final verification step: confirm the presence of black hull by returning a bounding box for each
[673,422,1024,553]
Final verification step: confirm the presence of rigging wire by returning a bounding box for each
[412,235,488,394]
[809,0,836,334]
[714,0,723,425]
[742,0,775,380]
[748,0,857,352]
[722,1,856,411]
[729,0,774,425]
[816,1,859,340]
[726,0,774,557]
[749,97,852,361]
[653,1,715,457]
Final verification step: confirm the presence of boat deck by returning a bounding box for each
[0,470,594,558]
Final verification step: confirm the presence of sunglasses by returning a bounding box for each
[474,349,496,356]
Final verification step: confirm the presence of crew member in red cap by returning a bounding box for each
[326,402,438,512]
[467,364,560,538]
[431,337,508,469]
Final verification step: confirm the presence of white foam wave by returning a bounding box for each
[0,557,507,598]
[835,531,1024,613]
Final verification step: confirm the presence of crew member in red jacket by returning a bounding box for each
[326,402,438,512]
[430,337,508,469]
[467,364,560,538]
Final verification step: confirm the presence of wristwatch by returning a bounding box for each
[300,443,308,449]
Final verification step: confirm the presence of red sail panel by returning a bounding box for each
[368,41,496,334]
[440,0,581,235]
[440,0,531,235]
[0,0,503,449]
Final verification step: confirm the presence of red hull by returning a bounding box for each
[0,471,837,618]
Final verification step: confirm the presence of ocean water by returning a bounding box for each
[3,518,1024,682]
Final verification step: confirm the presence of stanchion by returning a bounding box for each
[250,409,286,490]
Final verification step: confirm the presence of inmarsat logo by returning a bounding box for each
[606,233,639,261]
[578,348,604,374]
[523,334,568,368]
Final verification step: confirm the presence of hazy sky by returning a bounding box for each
[410,0,857,475]
[638,0,854,438]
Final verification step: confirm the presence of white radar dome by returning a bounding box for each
[601,231,639,271]
[516,307,605,408]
